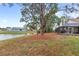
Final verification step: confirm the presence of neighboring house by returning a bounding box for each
[55,18,79,34]
[6,27,26,31]
[0,28,7,31]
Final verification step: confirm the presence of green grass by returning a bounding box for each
[0,30,36,34]
[0,35,79,55]
[0,30,27,34]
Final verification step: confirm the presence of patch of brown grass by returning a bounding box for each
[0,33,75,56]
[27,32,63,40]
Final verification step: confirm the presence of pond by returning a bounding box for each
[0,34,25,40]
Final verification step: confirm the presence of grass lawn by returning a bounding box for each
[0,30,36,34]
[0,31,27,34]
[0,33,79,55]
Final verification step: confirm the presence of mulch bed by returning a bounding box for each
[16,33,63,44]
[28,32,63,40]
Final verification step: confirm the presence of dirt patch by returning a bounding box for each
[27,32,63,40]
[15,32,63,45]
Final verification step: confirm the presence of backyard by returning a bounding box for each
[0,33,79,56]
[0,3,79,56]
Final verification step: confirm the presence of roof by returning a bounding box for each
[71,19,79,22]
[63,19,79,26]
[63,22,79,26]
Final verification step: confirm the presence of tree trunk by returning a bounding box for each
[39,3,46,35]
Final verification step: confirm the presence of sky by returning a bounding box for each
[0,4,25,28]
[56,11,79,18]
[56,3,79,18]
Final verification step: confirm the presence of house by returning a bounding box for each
[6,27,26,31]
[0,28,7,31]
[55,18,79,34]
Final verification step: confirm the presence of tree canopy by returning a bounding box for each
[20,3,59,34]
